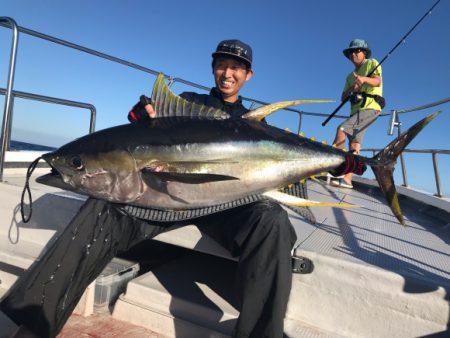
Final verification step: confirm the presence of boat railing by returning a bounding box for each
[0,87,97,142]
[1,17,449,197]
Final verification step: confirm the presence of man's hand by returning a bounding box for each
[128,95,156,123]
[352,72,365,89]
[331,152,367,177]
[353,72,381,89]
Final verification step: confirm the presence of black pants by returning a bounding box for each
[1,198,297,338]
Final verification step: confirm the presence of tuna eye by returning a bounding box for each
[70,156,84,170]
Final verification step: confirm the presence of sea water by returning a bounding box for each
[10,140,56,151]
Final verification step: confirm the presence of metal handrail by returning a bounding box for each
[0,18,347,128]
[1,17,448,197]
[0,18,161,77]
[0,17,19,182]
[0,17,96,182]
[0,16,348,131]
[0,88,96,134]
[394,97,450,114]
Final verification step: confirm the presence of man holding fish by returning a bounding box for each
[127,39,298,338]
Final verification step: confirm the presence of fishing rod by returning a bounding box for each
[321,0,442,127]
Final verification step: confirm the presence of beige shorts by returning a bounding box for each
[339,109,380,144]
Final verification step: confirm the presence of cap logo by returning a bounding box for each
[218,43,248,57]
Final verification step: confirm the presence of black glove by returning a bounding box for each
[128,95,152,123]
[331,152,367,177]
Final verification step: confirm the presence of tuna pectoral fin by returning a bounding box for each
[263,190,357,208]
[142,170,239,184]
[371,111,440,226]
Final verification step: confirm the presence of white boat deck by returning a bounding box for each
[0,165,449,337]
[297,177,450,287]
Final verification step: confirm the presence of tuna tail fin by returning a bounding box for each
[242,99,334,121]
[370,111,440,226]
[151,73,230,119]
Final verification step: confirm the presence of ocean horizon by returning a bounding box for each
[10,140,57,152]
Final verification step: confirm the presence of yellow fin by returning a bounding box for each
[242,99,334,121]
[151,73,230,119]
[262,190,358,208]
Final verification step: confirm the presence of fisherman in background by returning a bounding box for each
[330,39,384,189]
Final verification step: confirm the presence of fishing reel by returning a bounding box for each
[349,92,364,105]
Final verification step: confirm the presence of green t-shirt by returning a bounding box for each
[343,58,383,115]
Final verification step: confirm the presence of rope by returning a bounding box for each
[20,156,42,223]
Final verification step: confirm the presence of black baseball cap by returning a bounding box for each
[212,39,253,69]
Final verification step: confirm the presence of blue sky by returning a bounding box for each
[1,0,449,196]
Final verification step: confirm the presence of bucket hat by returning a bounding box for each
[212,39,253,69]
[343,39,371,59]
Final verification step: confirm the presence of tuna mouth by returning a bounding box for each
[36,170,85,195]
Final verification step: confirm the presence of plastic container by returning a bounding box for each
[94,257,140,311]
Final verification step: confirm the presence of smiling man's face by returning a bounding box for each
[213,57,253,103]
